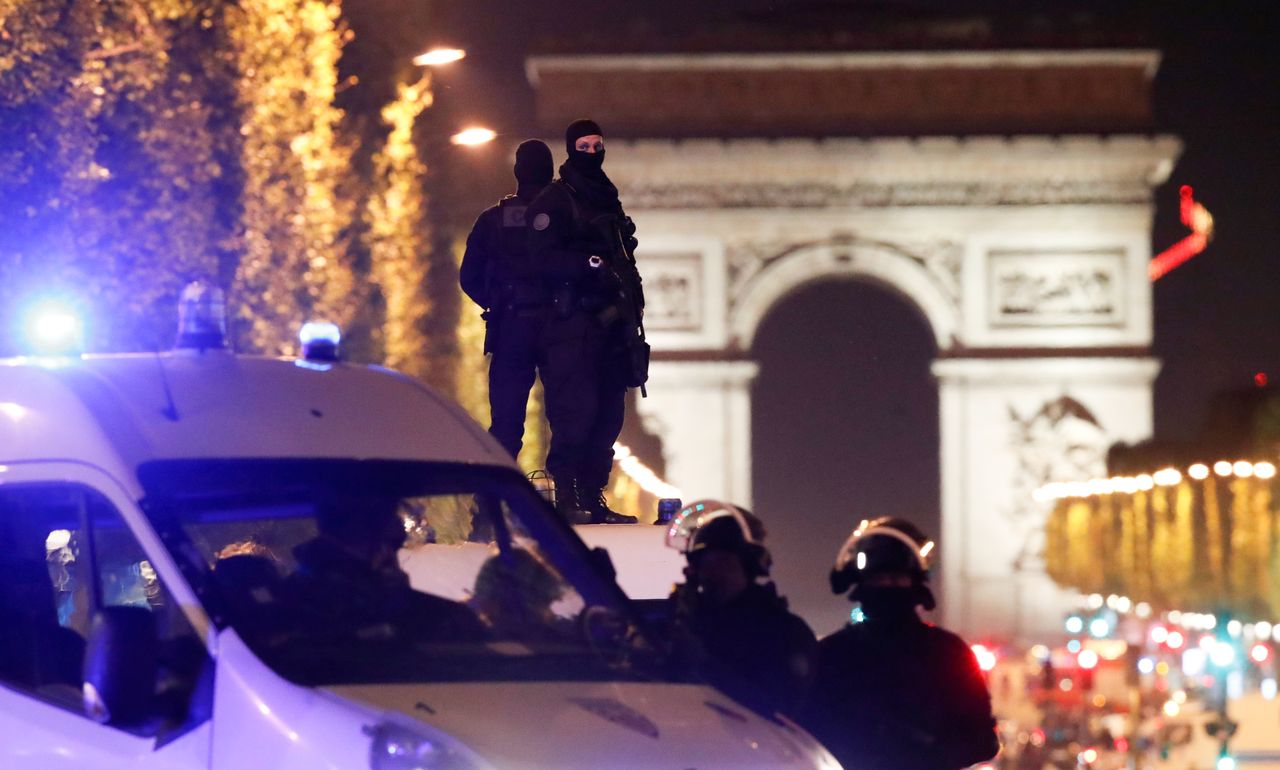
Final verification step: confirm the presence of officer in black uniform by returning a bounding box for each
[803,517,1000,770]
[525,119,643,524]
[667,500,817,718]
[460,140,556,469]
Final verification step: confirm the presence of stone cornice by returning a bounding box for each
[602,135,1181,208]
[527,49,1161,84]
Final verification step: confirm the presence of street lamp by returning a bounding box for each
[413,47,466,67]
[450,126,496,147]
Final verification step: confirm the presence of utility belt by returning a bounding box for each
[494,281,551,314]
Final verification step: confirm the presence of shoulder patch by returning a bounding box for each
[532,212,551,231]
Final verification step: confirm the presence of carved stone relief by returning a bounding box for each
[989,249,1125,327]
[1006,395,1109,574]
[640,252,703,332]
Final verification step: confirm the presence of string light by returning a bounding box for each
[1034,457,1279,500]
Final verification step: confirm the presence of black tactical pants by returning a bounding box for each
[540,312,626,493]
[487,310,545,460]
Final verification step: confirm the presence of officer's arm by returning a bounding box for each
[932,638,1001,768]
[459,210,494,308]
[527,188,591,280]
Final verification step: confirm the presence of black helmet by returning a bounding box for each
[665,499,771,578]
[830,517,935,605]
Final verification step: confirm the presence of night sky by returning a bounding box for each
[343,1,1280,630]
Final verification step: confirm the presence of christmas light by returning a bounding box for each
[1034,457,1278,499]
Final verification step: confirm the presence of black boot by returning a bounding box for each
[586,488,637,525]
[553,477,593,526]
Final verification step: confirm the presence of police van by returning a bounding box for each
[0,290,840,769]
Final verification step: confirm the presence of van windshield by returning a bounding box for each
[138,459,668,686]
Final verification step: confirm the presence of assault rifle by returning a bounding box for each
[590,214,650,397]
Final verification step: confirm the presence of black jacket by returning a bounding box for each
[804,616,999,770]
[672,582,818,719]
[459,183,547,310]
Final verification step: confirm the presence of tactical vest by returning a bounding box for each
[497,195,530,262]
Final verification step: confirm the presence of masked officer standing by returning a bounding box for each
[803,517,999,770]
[460,140,557,478]
[525,119,645,524]
[666,500,817,718]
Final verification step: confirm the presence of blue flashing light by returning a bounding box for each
[22,300,84,356]
[299,321,341,362]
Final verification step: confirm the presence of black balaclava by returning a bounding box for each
[564,118,605,171]
[514,139,553,187]
[560,118,620,212]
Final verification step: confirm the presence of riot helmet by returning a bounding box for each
[830,517,936,610]
[666,499,771,578]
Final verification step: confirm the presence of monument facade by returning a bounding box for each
[528,50,1180,639]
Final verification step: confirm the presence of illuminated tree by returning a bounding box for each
[226,0,359,354]
[0,0,229,352]
[1045,468,1280,617]
[364,73,431,377]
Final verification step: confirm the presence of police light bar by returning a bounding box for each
[175,281,227,350]
[299,321,341,362]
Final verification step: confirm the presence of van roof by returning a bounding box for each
[0,352,511,494]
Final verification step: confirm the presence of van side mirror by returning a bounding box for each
[83,606,158,727]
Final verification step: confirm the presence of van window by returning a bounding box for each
[0,484,209,732]
[139,459,669,686]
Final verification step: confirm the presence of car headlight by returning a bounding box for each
[367,722,483,770]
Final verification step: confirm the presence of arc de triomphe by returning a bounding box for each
[529,51,1181,639]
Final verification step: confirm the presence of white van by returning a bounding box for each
[0,338,840,768]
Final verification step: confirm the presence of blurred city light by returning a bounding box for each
[1077,649,1099,670]
[1089,617,1110,638]
[1151,625,1169,644]
[971,644,997,672]
[1189,463,1210,480]
[450,127,497,146]
[1065,615,1085,634]
[413,47,466,66]
[1167,630,1186,650]
[1138,656,1156,675]
[1210,641,1237,668]
[1250,643,1270,664]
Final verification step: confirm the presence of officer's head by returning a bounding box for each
[514,139,553,186]
[315,493,406,570]
[565,118,605,170]
[829,517,936,617]
[671,501,770,605]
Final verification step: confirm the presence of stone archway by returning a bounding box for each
[612,134,1174,641]
[730,236,960,351]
